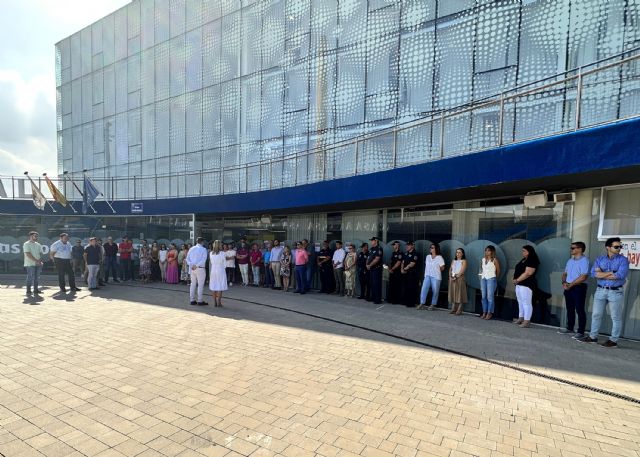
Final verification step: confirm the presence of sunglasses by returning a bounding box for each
[611,245,622,249]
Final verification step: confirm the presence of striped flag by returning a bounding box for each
[44,175,68,207]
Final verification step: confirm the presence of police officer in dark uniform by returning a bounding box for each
[357,243,370,299]
[367,237,383,304]
[386,241,403,304]
[317,240,334,294]
[401,241,420,307]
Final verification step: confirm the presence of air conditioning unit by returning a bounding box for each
[553,192,576,203]
[523,190,548,208]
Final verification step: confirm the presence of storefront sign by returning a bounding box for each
[621,239,640,270]
[131,203,144,214]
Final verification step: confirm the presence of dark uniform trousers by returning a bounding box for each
[358,268,370,299]
[369,267,382,304]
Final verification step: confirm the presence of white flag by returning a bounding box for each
[30,180,47,211]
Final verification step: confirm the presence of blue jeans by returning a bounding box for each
[420,276,441,306]
[305,262,315,291]
[25,265,42,291]
[481,277,497,313]
[104,256,119,281]
[590,288,625,342]
[295,265,307,293]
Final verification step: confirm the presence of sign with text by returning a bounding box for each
[131,203,144,214]
[621,239,640,270]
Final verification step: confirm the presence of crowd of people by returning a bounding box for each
[22,231,631,347]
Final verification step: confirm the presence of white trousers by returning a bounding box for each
[239,264,249,285]
[190,268,206,302]
[515,285,533,320]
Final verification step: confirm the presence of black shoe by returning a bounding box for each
[190,301,197,305]
[72,287,82,291]
[98,282,106,286]
[197,301,209,306]
[578,336,598,343]
[601,339,618,348]
[26,289,32,296]
[357,296,365,299]
[33,289,41,295]
[59,288,67,293]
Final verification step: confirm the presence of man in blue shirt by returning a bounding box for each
[579,237,629,348]
[558,241,590,338]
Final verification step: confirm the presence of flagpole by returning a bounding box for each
[43,173,77,213]
[63,172,97,213]
[24,172,56,212]
[84,171,116,214]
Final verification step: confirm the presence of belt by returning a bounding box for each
[598,285,621,290]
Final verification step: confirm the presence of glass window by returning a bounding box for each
[155,100,170,157]
[81,75,93,124]
[102,14,115,66]
[186,91,203,153]
[202,85,221,149]
[155,41,171,101]
[170,95,186,156]
[262,0,285,69]
[240,75,262,143]
[155,0,170,44]
[336,46,365,127]
[262,70,284,140]
[170,35,186,97]
[115,60,128,113]
[401,0,436,28]
[128,1,141,55]
[71,33,81,80]
[600,186,640,238]
[185,28,202,91]
[142,104,155,160]
[81,27,92,76]
[114,8,128,61]
[241,5,261,75]
[398,27,435,119]
[170,0,186,38]
[220,80,240,146]
[220,12,241,80]
[141,0,155,50]
[202,20,221,87]
[141,49,155,105]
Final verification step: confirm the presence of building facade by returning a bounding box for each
[56,0,639,197]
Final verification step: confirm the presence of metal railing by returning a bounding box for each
[3,48,640,203]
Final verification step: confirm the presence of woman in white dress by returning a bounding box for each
[209,240,228,307]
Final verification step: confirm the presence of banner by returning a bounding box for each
[621,240,640,270]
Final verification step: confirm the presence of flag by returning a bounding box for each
[82,176,101,214]
[44,176,68,207]
[30,180,47,211]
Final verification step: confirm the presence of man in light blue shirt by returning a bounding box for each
[579,237,629,348]
[270,239,284,289]
[559,241,589,338]
[186,237,208,306]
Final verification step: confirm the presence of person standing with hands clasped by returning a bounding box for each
[186,237,208,306]
[23,231,43,296]
[579,237,629,348]
[512,245,540,328]
[386,241,403,304]
[417,243,445,310]
[448,248,468,315]
[558,242,589,338]
[50,233,80,293]
[367,237,383,304]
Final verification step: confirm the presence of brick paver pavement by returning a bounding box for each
[1,279,639,457]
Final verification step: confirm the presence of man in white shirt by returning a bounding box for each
[332,241,346,296]
[186,237,208,306]
[50,232,80,293]
[270,239,284,289]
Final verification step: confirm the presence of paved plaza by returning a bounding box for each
[1,277,639,457]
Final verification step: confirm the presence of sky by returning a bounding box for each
[0,0,129,178]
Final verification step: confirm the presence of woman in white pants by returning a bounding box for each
[512,245,540,328]
[209,240,228,307]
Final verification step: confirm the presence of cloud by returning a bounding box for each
[0,71,57,175]
[0,0,129,179]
